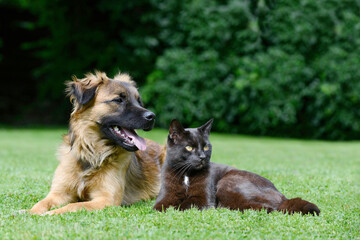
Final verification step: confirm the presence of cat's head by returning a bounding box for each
[166,119,213,174]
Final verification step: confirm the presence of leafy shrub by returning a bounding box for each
[2,0,359,139]
[142,0,360,139]
[2,0,163,123]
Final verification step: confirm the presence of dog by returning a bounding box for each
[28,71,165,215]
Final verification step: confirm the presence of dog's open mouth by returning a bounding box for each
[110,126,146,151]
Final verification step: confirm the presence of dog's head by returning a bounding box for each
[66,71,155,152]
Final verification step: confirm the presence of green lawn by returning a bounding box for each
[0,128,359,239]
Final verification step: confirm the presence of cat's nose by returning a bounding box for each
[199,153,206,160]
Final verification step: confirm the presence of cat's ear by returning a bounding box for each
[198,119,213,136]
[169,119,185,143]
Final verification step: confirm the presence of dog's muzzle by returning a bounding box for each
[142,111,156,131]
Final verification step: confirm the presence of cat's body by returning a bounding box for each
[153,119,320,215]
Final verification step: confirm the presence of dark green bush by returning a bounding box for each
[1,0,163,123]
[142,0,360,140]
[2,0,359,139]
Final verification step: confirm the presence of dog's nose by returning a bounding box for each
[144,111,155,121]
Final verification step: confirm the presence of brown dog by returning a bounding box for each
[28,71,165,215]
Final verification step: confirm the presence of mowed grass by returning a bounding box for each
[0,128,359,239]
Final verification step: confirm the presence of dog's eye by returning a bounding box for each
[112,93,126,104]
[113,98,124,104]
[185,146,193,151]
[138,97,143,106]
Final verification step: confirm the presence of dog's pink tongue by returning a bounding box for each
[123,128,147,151]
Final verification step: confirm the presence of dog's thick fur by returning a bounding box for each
[29,71,165,215]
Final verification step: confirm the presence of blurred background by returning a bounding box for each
[0,0,359,140]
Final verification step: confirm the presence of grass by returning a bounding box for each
[0,127,359,239]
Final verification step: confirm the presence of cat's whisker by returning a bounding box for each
[172,164,189,180]
[170,163,192,183]
[177,164,192,179]
[169,165,185,183]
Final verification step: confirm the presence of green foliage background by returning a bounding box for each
[1,0,359,139]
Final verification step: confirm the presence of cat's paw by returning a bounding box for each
[153,204,168,212]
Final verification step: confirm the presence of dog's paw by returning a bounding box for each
[41,210,56,216]
[18,209,29,215]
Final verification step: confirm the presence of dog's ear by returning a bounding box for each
[198,119,213,136]
[66,71,108,111]
[169,119,185,144]
[67,80,97,106]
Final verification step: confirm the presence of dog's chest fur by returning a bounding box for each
[58,135,164,204]
[59,143,132,202]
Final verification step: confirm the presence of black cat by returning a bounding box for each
[153,119,320,215]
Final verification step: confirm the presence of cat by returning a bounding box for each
[153,119,320,215]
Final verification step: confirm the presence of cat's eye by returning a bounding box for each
[185,146,193,151]
[203,145,209,151]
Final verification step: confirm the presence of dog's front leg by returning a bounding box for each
[44,187,124,215]
[44,164,127,215]
[29,191,75,215]
[28,162,78,215]
[43,196,113,215]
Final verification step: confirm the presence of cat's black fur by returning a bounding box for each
[153,119,320,215]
